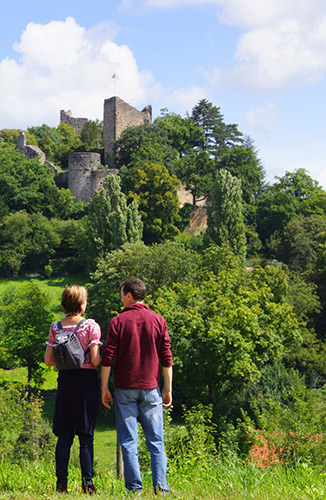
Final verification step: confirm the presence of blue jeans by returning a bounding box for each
[55,430,94,487]
[114,387,169,493]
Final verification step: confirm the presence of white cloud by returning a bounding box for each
[0,17,155,129]
[123,0,326,91]
[163,86,209,115]
[242,102,278,133]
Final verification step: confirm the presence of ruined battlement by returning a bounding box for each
[60,109,88,135]
[103,96,152,162]
[18,97,152,202]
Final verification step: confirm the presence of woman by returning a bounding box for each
[45,285,102,494]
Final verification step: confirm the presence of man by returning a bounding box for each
[101,277,173,495]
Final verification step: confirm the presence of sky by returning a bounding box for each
[0,0,326,187]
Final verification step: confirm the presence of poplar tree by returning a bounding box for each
[86,175,142,269]
[207,169,246,260]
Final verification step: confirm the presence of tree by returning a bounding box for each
[154,266,302,429]
[0,283,53,384]
[0,211,61,275]
[275,215,326,272]
[206,169,247,260]
[80,119,103,150]
[191,99,243,159]
[113,123,178,175]
[120,161,181,243]
[256,169,322,246]
[86,175,143,270]
[219,144,264,204]
[87,240,202,331]
[0,129,22,145]
[176,150,216,206]
[27,123,82,168]
[0,139,80,219]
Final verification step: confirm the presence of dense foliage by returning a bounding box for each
[1,98,326,470]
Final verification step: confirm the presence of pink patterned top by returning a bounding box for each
[46,318,102,370]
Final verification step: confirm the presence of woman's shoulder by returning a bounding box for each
[84,318,100,327]
[83,318,101,332]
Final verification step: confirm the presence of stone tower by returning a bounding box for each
[68,152,109,202]
[103,96,152,164]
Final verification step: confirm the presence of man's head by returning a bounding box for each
[120,278,146,306]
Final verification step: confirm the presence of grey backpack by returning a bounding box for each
[53,319,89,370]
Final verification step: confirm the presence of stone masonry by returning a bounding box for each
[68,152,116,202]
[103,96,152,163]
[18,97,152,202]
[60,110,88,135]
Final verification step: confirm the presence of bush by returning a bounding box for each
[138,404,216,471]
[0,384,55,463]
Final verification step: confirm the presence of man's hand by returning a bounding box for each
[101,388,114,409]
[162,366,173,408]
[162,389,172,408]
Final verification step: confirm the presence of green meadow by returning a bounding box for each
[0,276,326,499]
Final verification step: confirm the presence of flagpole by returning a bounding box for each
[112,72,116,95]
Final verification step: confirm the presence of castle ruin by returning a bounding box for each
[18,96,152,202]
[60,110,88,135]
[103,97,152,161]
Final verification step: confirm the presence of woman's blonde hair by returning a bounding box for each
[61,285,88,315]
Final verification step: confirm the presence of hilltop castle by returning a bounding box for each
[18,96,152,202]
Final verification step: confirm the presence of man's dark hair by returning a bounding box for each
[120,278,146,301]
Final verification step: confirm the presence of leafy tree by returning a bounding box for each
[87,241,202,331]
[0,129,22,145]
[0,283,53,384]
[120,161,181,243]
[206,169,247,260]
[256,169,322,246]
[219,144,263,204]
[27,124,61,163]
[154,266,302,429]
[176,150,216,206]
[80,119,103,150]
[86,175,142,270]
[154,110,202,155]
[0,139,79,219]
[0,211,62,275]
[113,123,178,175]
[56,122,83,168]
[27,123,82,168]
[113,124,154,168]
[276,215,326,272]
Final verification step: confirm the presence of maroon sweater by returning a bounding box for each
[102,303,172,389]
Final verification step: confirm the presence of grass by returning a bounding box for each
[1,366,326,499]
[0,273,88,320]
[1,278,325,498]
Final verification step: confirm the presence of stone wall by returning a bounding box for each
[60,110,88,135]
[103,96,152,163]
[16,132,60,174]
[68,152,117,202]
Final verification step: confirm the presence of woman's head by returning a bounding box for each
[61,285,88,315]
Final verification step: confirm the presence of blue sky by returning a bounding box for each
[1,0,326,187]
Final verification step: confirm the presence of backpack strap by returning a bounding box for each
[56,319,89,352]
[73,318,87,333]
[73,319,89,354]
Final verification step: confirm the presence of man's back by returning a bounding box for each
[102,303,172,389]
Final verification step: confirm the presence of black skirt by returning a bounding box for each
[53,368,100,437]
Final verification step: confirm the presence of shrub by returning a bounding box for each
[0,384,55,463]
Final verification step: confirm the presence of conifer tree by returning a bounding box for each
[207,169,246,260]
